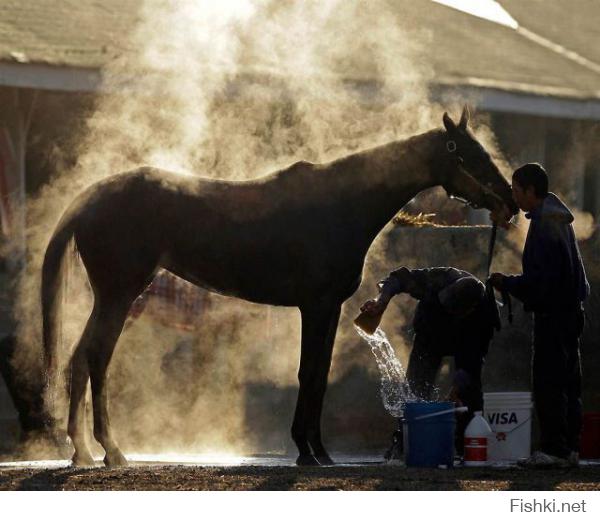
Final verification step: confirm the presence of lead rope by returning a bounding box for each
[485,223,513,326]
[486,222,497,278]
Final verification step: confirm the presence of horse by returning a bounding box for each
[42,107,518,467]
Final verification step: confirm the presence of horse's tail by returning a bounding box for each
[41,209,78,395]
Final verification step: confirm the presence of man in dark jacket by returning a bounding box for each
[490,163,589,468]
[361,266,499,453]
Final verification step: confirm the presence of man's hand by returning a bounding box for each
[360,299,387,317]
[489,272,505,291]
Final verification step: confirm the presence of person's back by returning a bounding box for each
[413,285,495,360]
[360,266,498,454]
[405,269,495,417]
[363,266,496,381]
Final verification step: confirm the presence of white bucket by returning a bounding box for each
[484,392,533,462]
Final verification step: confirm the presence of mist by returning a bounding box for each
[11,0,516,457]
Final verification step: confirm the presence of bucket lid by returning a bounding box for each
[404,401,455,421]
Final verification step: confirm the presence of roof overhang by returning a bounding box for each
[434,77,600,120]
[2,61,600,121]
[0,61,101,92]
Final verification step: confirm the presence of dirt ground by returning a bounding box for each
[1,463,599,491]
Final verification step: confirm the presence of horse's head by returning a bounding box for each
[439,106,519,224]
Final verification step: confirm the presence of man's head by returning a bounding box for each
[512,163,548,212]
[438,276,486,317]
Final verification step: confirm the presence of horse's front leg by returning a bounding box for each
[307,303,341,465]
[292,300,341,466]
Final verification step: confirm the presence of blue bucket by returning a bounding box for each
[404,401,455,468]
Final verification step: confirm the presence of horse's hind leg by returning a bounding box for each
[68,338,93,466]
[85,298,132,467]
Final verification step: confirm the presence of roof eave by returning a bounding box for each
[0,61,102,92]
[434,78,600,120]
[2,61,600,121]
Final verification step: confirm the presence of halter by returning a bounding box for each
[443,139,481,208]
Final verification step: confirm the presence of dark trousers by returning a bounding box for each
[407,333,484,454]
[533,309,584,459]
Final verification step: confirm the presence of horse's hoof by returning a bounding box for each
[315,454,335,466]
[296,454,320,466]
[72,450,95,467]
[104,450,128,468]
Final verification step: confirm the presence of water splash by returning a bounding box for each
[355,326,419,417]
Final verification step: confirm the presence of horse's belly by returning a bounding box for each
[161,209,366,306]
[162,252,301,306]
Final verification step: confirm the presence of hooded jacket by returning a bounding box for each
[503,193,590,314]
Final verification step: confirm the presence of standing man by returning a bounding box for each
[490,163,589,468]
[360,266,499,454]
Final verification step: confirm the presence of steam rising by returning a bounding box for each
[11,0,511,456]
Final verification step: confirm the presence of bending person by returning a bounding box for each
[360,267,499,454]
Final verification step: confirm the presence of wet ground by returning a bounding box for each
[1,454,599,490]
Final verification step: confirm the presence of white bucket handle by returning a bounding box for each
[414,406,468,421]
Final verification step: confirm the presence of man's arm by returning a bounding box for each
[361,267,415,316]
[360,269,409,316]
[362,266,469,315]
[377,271,406,299]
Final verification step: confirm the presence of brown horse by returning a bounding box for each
[42,107,517,467]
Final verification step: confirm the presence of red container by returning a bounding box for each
[580,412,600,459]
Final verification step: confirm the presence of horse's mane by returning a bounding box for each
[242,128,443,188]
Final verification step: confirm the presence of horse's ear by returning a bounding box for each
[443,112,456,133]
[459,105,470,130]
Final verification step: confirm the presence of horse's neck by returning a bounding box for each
[331,130,444,248]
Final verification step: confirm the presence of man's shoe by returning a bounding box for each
[518,451,569,469]
[568,451,580,468]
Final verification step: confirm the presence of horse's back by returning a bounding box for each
[69,163,364,305]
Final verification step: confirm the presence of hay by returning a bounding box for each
[392,211,440,227]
